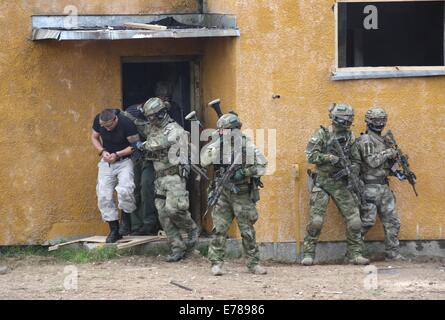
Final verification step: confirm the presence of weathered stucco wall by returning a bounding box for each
[205,0,445,244]
[0,0,203,245]
[1,0,444,245]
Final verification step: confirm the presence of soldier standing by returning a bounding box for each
[201,113,268,276]
[155,81,184,127]
[357,107,405,261]
[121,104,160,235]
[302,103,369,266]
[138,98,199,262]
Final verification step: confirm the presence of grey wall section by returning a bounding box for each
[138,239,445,263]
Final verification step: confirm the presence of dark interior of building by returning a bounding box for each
[338,1,444,67]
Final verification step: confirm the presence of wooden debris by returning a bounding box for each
[170,280,193,292]
[123,23,167,31]
[48,235,166,251]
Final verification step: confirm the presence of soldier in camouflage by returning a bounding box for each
[357,107,405,261]
[138,98,199,262]
[201,113,268,276]
[121,104,160,236]
[302,103,369,266]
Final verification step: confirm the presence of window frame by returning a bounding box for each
[332,0,445,80]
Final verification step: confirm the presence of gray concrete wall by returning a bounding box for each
[137,239,445,264]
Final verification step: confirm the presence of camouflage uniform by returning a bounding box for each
[302,104,367,265]
[201,114,267,274]
[357,108,402,259]
[139,98,198,260]
[121,107,159,233]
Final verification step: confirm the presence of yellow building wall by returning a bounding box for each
[205,0,445,243]
[0,0,443,245]
[0,0,203,245]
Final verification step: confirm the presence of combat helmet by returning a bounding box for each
[142,97,168,124]
[217,113,242,130]
[329,103,354,128]
[365,107,387,132]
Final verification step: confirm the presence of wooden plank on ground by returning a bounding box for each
[117,236,166,250]
[48,235,166,251]
[48,236,107,252]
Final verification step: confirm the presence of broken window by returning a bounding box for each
[334,1,445,79]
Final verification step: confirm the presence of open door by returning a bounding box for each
[121,56,203,227]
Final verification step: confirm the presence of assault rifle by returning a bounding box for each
[329,132,366,206]
[203,152,243,218]
[384,130,418,197]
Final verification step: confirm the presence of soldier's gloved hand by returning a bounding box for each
[135,141,147,151]
[383,148,397,160]
[232,168,246,182]
[327,154,340,165]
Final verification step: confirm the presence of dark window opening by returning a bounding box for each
[338,1,444,68]
[122,60,191,130]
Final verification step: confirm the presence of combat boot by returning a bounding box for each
[106,221,122,243]
[347,255,370,265]
[119,212,132,236]
[211,264,224,276]
[248,265,267,275]
[166,251,185,263]
[385,253,407,262]
[185,227,200,250]
[301,255,314,266]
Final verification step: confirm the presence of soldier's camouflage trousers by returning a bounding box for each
[208,186,260,268]
[361,183,401,257]
[131,160,158,231]
[154,173,197,254]
[303,175,364,259]
[96,158,136,221]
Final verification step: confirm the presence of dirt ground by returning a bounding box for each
[0,253,444,300]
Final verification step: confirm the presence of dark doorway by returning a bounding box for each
[121,58,203,228]
[122,60,192,130]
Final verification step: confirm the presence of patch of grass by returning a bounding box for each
[0,246,49,258]
[0,245,131,264]
[51,245,121,264]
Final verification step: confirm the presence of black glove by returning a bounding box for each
[232,168,246,182]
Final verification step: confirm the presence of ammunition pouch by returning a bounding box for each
[165,190,189,212]
[155,166,180,179]
[331,169,348,181]
[363,177,388,185]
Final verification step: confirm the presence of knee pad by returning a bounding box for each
[307,216,323,237]
[349,217,362,232]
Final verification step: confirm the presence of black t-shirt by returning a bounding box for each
[92,111,138,153]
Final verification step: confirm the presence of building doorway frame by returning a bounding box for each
[120,55,205,227]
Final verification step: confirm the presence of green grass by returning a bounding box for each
[0,246,49,257]
[0,245,133,264]
[51,245,122,264]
